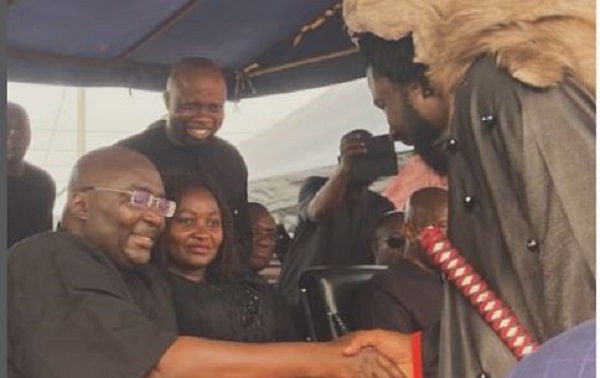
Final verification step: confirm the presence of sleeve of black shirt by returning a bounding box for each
[297,176,327,223]
[8,237,177,378]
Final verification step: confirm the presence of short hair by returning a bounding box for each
[375,210,405,231]
[156,169,242,283]
[358,32,432,93]
[406,187,448,228]
[248,202,274,222]
[168,57,224,81]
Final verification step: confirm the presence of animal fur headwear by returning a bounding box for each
[343,0,595,97]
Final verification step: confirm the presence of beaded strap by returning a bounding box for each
[419,226,539,359]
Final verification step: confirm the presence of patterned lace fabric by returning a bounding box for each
[167,272,278,342]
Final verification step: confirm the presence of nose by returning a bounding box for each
[190,223,210,240]
[141,208,165,230]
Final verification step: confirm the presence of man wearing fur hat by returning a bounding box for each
[341,0,595,377]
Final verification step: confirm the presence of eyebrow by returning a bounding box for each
[131,186,165,197]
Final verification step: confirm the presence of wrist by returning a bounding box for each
[335,164,352,178]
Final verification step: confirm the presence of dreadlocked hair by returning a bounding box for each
[358,32,434,96]
[154,168,242,284]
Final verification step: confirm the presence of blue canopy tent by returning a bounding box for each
[7,0,365,99]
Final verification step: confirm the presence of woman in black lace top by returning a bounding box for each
[155,172,296,342]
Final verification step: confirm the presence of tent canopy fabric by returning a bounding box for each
[7,0,366,99]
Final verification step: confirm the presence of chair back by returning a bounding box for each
[298,265,387,341]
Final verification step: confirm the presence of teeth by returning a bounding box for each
[188,128,210,138]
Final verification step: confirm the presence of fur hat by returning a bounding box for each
[343,0,595,96]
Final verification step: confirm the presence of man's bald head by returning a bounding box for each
[406,187,448,233]
[63,146,166,269]
[166,57,225,92]
[68,146,160,195]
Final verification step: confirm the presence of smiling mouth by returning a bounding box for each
[132,234,156,250]
[187,127,212,139]
[187,245,214,254]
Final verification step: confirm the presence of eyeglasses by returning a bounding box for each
[385,236,406,249]
[252,227,277,243]
[81,186,177,218]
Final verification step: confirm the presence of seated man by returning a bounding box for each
[354,187,446,334]
[247,202,278,273]
[277,129,395,309]
[371,211,406,266]
[7,101,56,247]
[8,145,405,378]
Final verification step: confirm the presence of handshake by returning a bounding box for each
[328,330,415,378]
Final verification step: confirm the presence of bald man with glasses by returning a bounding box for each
[8,146,408,378]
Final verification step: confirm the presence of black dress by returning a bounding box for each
[168,272,297,342]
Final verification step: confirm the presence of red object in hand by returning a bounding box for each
[419,226,539,360]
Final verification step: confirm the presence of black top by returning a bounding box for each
[8,231,178,378]
[8,162,56,248]
[168,272,298,342]
[118,120,252,257]
[276,176,394,306]
[353,259,442,333]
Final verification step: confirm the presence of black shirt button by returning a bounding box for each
[447,138,459,152]
[463,195,475,209]
[480,113,496,128]
[477,372,490,378]
[527,238,540,252]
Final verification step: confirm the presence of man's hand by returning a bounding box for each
[339,131,368,173]
[324,338,406,378]
[339,330,414,378]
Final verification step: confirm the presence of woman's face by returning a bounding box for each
[167,187,223,276]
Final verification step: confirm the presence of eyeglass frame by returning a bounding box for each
[79,186,177,218]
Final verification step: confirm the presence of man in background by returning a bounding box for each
[370,211,405,266]
[7,101,56,248]
[277,129,395,310]
[118,57,252,260]
[354,187,445,338]
[247,202,278,273]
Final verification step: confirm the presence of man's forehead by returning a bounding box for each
[124,169,164,194]
[173,68,225,87]
[252,213,276,227]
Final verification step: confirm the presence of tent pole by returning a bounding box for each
[76,87,86,156]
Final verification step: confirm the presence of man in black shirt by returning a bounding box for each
[118,57,252,259]
[8,145,406,378]
[277,130,395,309]
[7,102,56,248]
[354,188,446,333]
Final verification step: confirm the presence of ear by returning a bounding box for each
[69,191,89,221]
[162,91,170,110]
